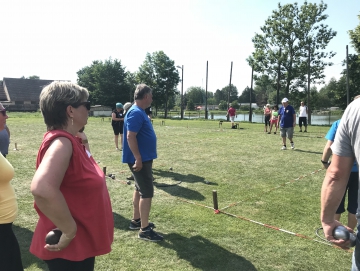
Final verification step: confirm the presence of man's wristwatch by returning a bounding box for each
[321,160,329,164]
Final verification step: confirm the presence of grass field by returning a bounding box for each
[5,113,353,271]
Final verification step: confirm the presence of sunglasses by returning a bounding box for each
[71,101,91,111]
[0,109,6,116]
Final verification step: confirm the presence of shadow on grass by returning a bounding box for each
[158,233,257,271]
[153,169,218,185]
[113,212,130,230]
[153,169,213,200]
[13,225,47,270]
[294,149,323,155]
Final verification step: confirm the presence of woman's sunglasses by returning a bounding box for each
[0,109,6,116]
[71,101,91,111]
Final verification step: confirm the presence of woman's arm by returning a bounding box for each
[31,137,77,250]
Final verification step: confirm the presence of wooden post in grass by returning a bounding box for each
[14,143,18,151]
[103,167,106,175]
[212,190,218,210]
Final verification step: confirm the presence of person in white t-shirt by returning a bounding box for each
[298,101,308,132]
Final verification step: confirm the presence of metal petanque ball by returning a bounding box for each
[45,229,62,245]
[169,167,173,170]
[111,175,115,179]
[126,181,131,185]
[108,174,112,177]
[205,180,210,184]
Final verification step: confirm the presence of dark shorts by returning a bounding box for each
[128,160,154,198]
[299,117,307,127]
[265,115,270,126]
[44,257,95,271]
[112,124,121,135]
[336,171,359,214]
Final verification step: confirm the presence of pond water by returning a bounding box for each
[169,113,342,126]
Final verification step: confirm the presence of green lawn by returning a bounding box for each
[6,114,352,271]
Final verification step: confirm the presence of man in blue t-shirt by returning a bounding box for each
[277,98,296,150]
[122,84,163,242]
[321,120,358,230]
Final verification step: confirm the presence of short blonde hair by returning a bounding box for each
[40,81,89,131]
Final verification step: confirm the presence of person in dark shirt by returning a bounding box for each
[111,103,124,151]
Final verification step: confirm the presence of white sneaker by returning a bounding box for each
[281,146,287,150]
[291,143,295,149]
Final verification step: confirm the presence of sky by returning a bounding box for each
[1,0,359,95]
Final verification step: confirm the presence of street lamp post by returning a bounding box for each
[176,65,184,119]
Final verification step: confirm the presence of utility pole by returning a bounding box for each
[227,61,233,122]
[307,43,311,125]
[205,61,208,119]
[346,45,349,106]
[276,48,281,106]
[249,66,253,122]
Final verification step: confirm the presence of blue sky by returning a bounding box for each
[1,0,359,95]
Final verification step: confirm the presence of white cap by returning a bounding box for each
[282,98,289,103]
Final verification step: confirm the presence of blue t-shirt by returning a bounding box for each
[122,105,157,164]
[278,105,295,128]
[325,119,358,172]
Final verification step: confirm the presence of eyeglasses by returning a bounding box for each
[71,101,91,111]
[0,109,6,116]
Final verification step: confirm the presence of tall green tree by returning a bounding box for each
[247,1,336,95]
[77,58,129,108]
[136,51,180,118]
[221,84,238,104]
[214,89,226,104]
[349,13,360,54]
[186,86,205,105]
[238,87,256,104]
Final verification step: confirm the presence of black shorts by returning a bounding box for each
[128,160,154,198]
[265,115,270,126]
[298,117,307,127]
[112,124,121,135]
[336,171,359,214]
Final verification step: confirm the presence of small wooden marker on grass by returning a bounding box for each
[213,190,220,214]
[13,143,18,151]
[103,167,106,175]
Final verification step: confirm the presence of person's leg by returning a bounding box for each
[0,223,23,271]
[298,118,302,131]
[114,135,119,149]
[45,257,95,271]
[347,172,358,230]
[120,134,123,150]
[304,118,308,132]
[287,128,294,149]
[132,190,140,220]
[139,198,152,228]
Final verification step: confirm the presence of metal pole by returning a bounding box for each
[307,43,311,125]
[277,48,281,106]
[227,62,233,122]
[205,61,208,119]
[346,45,349,106]
[181,65,184,119]
[249,66,253,122]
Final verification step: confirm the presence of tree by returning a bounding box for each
[187,99,195,111]
[186,86,205,105]
[253,75,276,105]
[221,84,238,104]
[349,14,360,54]
[238,87,256,104]
[247,1,336,95]
[214,89,226,104]
[77,58,129,108]
[27,75,40,80]
[136,51,180,118]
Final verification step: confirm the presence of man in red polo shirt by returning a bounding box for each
[227,105,236,129]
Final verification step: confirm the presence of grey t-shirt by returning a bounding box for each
[331,98,360,222]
